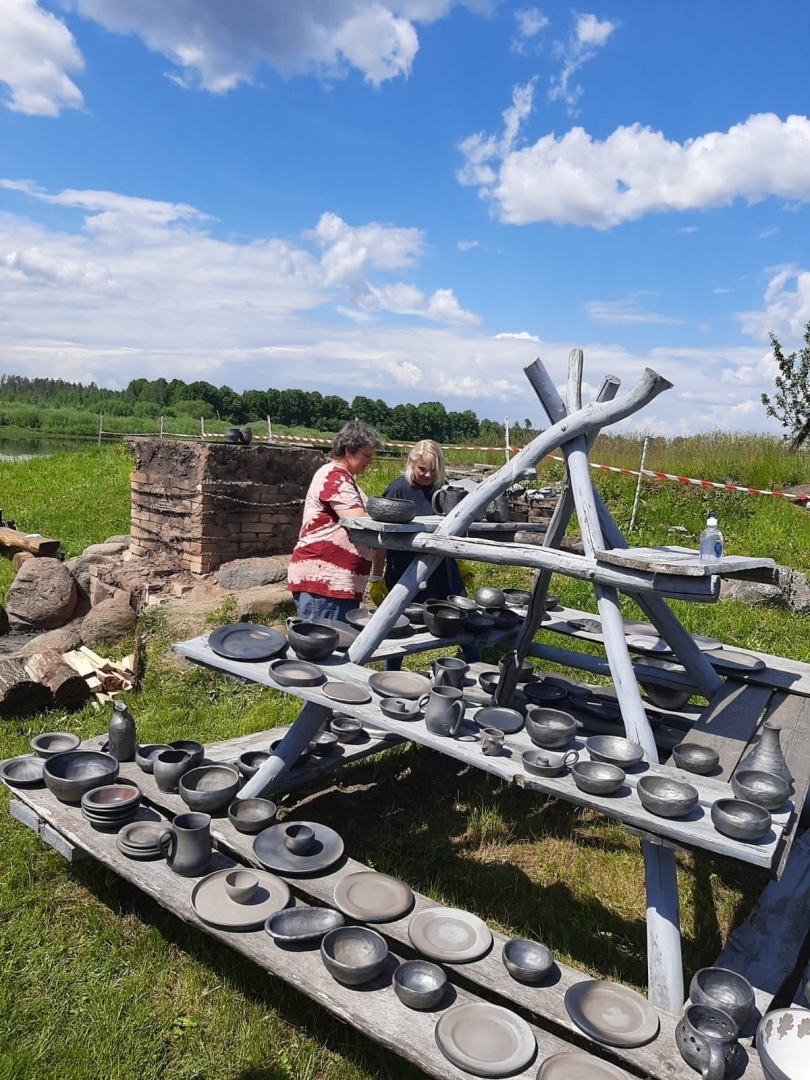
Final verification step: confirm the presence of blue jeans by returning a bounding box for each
[292,592,356,623]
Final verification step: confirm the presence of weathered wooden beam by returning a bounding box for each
[235,699,334,799]
[0,527,61,557]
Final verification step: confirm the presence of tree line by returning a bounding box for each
[0,375,534,444]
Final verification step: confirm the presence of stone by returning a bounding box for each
[105,534,131,546]
[65,553,116,595]
[235,583,290,618]
[12,551,34,571]
[719,579,783,606]
[19,620,84,656]
[215,556,288,591]
[6,558,78,631]
[81,541,129,558]
[89,574,131,609]
[0,605,8,636]
[775,565,810,615]
[80,597,136,648]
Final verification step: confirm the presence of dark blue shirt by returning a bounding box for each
[381,476,465,601]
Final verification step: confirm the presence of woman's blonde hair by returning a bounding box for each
[405,439,445,487]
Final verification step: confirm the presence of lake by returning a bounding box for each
[0,435,98,461]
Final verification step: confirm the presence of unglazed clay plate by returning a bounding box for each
[435,1002,536,1078]
[333,871,414,922]
[208,623,287,662]
[705,648,765,673]
[191,868,290,930]
[253,821,345,874]
[564,980,660,1047]
[268,659,325,686]
[368,671,432,700]
[408,907,493,963]
[626,635,671,654]
[537,1051,630,1079]
[346,609,411,635]
[322,681,372,705]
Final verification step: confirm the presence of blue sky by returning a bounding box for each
[1,1,810,435]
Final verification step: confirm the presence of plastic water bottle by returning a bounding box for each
[699,511,723,562]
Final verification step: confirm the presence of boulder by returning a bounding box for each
[0,605,8,636]
[235,583,289,618]
[719,579,782,606]
[19,620,84,656]
[775,566,810,615]
[216,557,287,591]
[6,558,77,631]
[81,541,129,558]
[80,597,136,648]
[12,551,34,571]
[105,534,131,546]
[65,553,116,596]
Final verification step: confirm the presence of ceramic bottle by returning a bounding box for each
[738,720,794,794]
[108,699,136,761]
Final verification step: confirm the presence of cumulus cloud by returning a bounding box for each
[737,266,810,342]
[511,8,549,54]
[0,0,84,116]
[457,239,479,251]
[457,105,810,228]
[585,299,681,325]
[494,331,539,341]
[548,11,618,114]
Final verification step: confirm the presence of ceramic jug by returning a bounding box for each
[420,686,465,737]
[158,812,212,877]
[738,720,794,794]
[108,699,136,762]
[676,1004,740,1080]
[431,486,468,515]
[432,657,468,690]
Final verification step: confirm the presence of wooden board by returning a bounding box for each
[4,768,769,1080]
[593,545,775,579]
[0,526,61,557]
[757,692,810,877]
[687,682,773,779]
[351,515,547,534]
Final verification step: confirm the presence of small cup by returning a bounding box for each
[283,823,315,854]
[480,727,505,756]
[224,870,259,904]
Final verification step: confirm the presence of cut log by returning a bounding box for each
[0,659,53,717]
[0,527,61,557]
[23,650,91,711]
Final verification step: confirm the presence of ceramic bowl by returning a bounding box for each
[265,906,345,944]
[154,749,193,792]
[523,681,568,705]
[224,870,259,904]
[586,735,645,769]
[525,708,578,749]
[393,960,447,1010]
[283,823,315,854]
[448,594,478,612]
[465,612,496,633]
[672,742,720,775]
[404,603,425,625]
[179,764,240,813]
[43,750,119,804]
[478,670,500,695]
[484,606,521,629]
[637,775,699,818]
[237,750,271,779]
[502,588,532,608]
[308,731,339,756]
[423,602,468,638]
[135,744,172,774]
[731,770,790,811]
[502,938,555,984]
[286,620,339,662]
[522,748,579,777]
[169,740,204,768]
[711,798,772,841]
[82,782,141,812]
[498,657,535,682]
[475,586,506,609]
[321,926,389,986]
[690,967,756,1031]
[228,797,277,834]
[30,732,81,758]
[330,716,364,743]
[366,496,417,524]
[0,756,45,786]
[756,1007,810,1080]
[571,761,626,796]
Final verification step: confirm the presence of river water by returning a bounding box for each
[0,435,97,461]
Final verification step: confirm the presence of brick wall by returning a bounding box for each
[127,440,326,574]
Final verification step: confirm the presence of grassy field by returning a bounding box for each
[1,439,809,1080]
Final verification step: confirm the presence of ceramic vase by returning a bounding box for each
[738,720,794,794]
[108,700,136,762]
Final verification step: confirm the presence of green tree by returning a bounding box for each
[761,320,810,447]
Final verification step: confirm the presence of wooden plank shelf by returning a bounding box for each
[593,545,775,580]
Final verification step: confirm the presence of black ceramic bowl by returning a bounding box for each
[169,740,204,768]
[30,732,81,758]
[228,797,277,834]
[43,750,119,804]
[366,496,418,524]
[393,960,447,1010]
[135,743,172,774]
[179,764,240,813]
[423,601,468,638]
[525,708,578,749]
[286,620,340,661]
[321,926,388,986]
[237,750,271,779]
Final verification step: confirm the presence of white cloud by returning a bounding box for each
[714,287,732,294]
[511,7,549,54]
[67,0,483,91]
[737,266,810,342]
[548,11,618,115]
[494,331,539,341]
[305,211,424,286]
[457,108,810,228]
[0,0,84,116]
[585,299,681,325]
[457,239,479,251]
[677,226,699,234]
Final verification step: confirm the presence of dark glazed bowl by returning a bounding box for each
[228,797,277,834]
[672,742,720,775]
[498,657,535,682]
[475,586,506,609]
[478,670,500,695]
[330,716,364,743]
[637,775,699,818]
[525,708,578,749]
[571,761,626,795]
[465,612,496,633]
[286,620,340,662]
[30,732,81,759]
[524,681,568,705]
[731,770,790,811]
[308,731,339,756]
[135,744,172,774]
[711,798,772,841]
[43,750,119,804]
[586,735,644,769]
[179,764,240,813]
[237,750,271,779]
[366,496,418,524]
[502,938,555,984]
[169,740,204,768]
[393,960,447,1010]
[321,926,389,986]
[404,603,425,625]
[689,967,755,1031]
[484,607,521,630]
[423,602,468,638]
[266,907,345,944]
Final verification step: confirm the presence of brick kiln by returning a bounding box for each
[127,440,326,574]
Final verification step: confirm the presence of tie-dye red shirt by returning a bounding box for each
[287,462,372,601]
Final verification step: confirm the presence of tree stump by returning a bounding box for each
[0,659,53,717]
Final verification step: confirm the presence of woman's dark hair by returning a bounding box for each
[331,419,383,458]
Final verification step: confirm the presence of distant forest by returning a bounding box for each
[0,375,536,443]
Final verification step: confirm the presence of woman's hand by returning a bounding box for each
[457,560,476,592]
[369,576,388,607]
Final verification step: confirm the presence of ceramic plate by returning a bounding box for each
[118,821,165,847]
[408,907,493,963]
[368,671,432,700]
[564,980,660,1047]
[473,707,524,734]
[0,755,45,787]
[208,623,287,662]
[435,1003,536,1078]
[191,868,290,931]
[705,649,766,673]
[322,681,372,705]
[253,821,345,875]
[537,1051,629,1079]
[333,871,414,922]
[626,635,671,654]
[346,609,411,636]
[268,659,325,687]
[308,618,358,650]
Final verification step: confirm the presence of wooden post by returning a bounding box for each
[629,436,649,532]
[267,416,272,441]
[160,416,164,439]
[236,700,333,798]
[98,414,103,446]
[504,418,510,463]
[200,417,205,439]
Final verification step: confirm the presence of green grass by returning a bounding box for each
[1,440,810,1079]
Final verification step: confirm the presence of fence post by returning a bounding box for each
[267,415,272,442]
[160,416,164,439]
[629,435,650,532]
[200,417,205,439]
[504,418,510,462]
[98,414,103,446]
